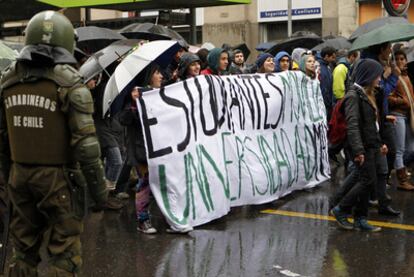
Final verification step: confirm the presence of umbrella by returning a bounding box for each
[200,42,215,51]
[312,36,351,51]
[76,26,126,54]
[79,39,141,83]
[120,23,170,41]
[350,23,414,52]
[121,23,188,48]
[189,45,201,53]
[349,16,409,41]
[103,40,180,116]
[232,43,250,60]
[256,42,277,51]
[266,35,323,56]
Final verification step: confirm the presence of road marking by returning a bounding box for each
[261,209,414,231]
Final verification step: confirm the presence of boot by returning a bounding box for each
[396,168,414,191]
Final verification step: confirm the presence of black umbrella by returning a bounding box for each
[76,26,126,54]
[120,23,188,48]
[266,35,323,56]
[79,39,141,83]
[349,16,409,41]
[120,22,170,41]
[312,36,351,51]
[256,42,277,51]
[232,43,251,60]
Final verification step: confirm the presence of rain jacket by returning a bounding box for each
[317,54,334,116]
[201,48,228,75]
[274,51,292,72]
[332,57,350,100]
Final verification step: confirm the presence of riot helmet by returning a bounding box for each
[24,11,76,54]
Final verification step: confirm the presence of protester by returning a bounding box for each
[291,48,307,70]
[119,64,163,234]
[163,42,187,85]
[274,51,292,72]
[201,47,229,75]
[196,48,209,70]
[333,50,359,100]
[255,53,275,73]
[299,54,317,80]
[331,59,393,232]
[388,50,414,190]
[317,47,337,120]
[229,49,246,74]
[178,52,201,80]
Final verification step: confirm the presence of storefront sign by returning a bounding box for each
[258,0,323,22]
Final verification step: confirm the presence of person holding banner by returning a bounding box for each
[201,48,229,75]
[331,59,390,232]
[255,53,275,74]
[119,65,162,234]
[178,53,201,80]
[299,54,317,80]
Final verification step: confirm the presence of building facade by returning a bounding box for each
[202,0,413,62]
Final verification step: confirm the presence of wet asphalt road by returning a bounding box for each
[76,165,414,277]
[4,165,414,277]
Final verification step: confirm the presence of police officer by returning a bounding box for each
[0,11,108,276]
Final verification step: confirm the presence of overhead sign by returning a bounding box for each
[138,72,330,230]
[258,0,323,23]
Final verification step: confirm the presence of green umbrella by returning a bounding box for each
[350,23,414,51]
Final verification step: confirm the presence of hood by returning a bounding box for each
[353,58,383,87]
[337,57,350,67]
[17,44,77,66]
[274,51,291,72]
[291,48,307,63]
[207,47,228,74]
[178,53,200,80]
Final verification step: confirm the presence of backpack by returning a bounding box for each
[328,98,346,145]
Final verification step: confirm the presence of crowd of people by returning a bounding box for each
[79,33,414,235]
[2,9,414,276]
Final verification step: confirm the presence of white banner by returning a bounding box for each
[138,71,330,230]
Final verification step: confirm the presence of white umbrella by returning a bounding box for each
[103,40,180,116]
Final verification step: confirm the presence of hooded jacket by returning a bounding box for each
[178,53,200,80]
[274,51,291,72]
[316,54,334,115]
[201,48,228,75]
[361,50,398,115]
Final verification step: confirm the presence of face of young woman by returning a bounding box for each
[263,57,275,73]
[395,54,407,71]
[150,70,163,88]
[187,61,201,77]
[371,75,381,88]
[131,87,140,100]
[306,56,316,73]
[219,52,229,72]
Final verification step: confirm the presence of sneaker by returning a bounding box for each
[166,226,193,234]
[330,206,354,230]
[115,192,130,200]
[354,217,381,232]
[137,220,157,234]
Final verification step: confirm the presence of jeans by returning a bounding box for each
[103,147,123,183]
[338,148,383,217]
[135,164,152,222]
[393,113,414,169]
